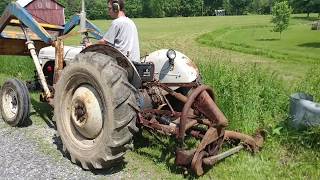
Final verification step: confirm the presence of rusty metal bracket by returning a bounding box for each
[191,127,224,176]
[137,83,265,176]
[179,85,228,141]
[202,144,244,166]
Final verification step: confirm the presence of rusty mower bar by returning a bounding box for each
[138,84,264,176]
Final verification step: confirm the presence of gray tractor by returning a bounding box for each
[0,1,264,176]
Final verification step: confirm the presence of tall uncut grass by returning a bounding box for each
[288,67,320,149]
[295,67,320,102]
[198,59,320,149]
[198,60,289,134]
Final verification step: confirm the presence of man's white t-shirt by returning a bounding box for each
[103,17,140,62]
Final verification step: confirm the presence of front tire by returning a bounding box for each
[0,79,30,127]
[54,52,139,169]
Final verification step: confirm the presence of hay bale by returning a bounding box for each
[311,21,320,30]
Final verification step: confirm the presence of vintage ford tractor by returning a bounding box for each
[0,1,264,176]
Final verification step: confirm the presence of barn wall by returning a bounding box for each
[26,0,65,26]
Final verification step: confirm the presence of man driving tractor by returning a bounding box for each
[88,0,140,63]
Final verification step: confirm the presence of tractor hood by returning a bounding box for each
[142,49,199,84]
[39,46,83,63]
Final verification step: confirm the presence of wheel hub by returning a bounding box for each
[73,102,87,126]
[71,85,103,139]
[2,89,18,119]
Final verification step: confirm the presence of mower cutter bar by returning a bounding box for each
[138,84,264,176]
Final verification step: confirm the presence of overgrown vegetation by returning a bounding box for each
[199,61,288,133]
[295,67,320,102]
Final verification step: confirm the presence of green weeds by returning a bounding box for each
[199,60,288,133]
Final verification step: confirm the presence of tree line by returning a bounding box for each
[0,0,319,19]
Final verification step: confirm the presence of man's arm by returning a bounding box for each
[85,38,107,47]
[86,20,116,47]
[97,39,107,44]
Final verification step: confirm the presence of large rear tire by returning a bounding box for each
[54,52,139,169]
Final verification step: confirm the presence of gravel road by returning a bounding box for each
[0,117,131,180]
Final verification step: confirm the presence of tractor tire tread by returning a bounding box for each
[55,52,138,170]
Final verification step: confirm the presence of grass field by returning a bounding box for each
[197,15,320,81]
[198,16,320,61]
[0,14,320,179]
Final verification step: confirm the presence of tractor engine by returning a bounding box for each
[136,49,200,111]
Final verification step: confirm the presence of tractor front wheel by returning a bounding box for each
[54,52,139,169]
[0,79,30,127]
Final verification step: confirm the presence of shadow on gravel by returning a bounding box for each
[52,134,64,152]
[20,117,33,127]
[31,98,55,129]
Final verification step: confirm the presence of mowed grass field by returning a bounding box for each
[0,14,320,179]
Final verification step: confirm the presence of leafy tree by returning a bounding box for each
[223,0,232,15]
[86,0,107,20]
[163,0,181,17]
[231,0,252,15]
[271,1,292,39]
[289,0,320,17]
[0,0,11,15]
[223,0,251,15]
[180,0,203,17]
[204,0,223,16]
[150,0,165,17]
[58,0,81,19]
[250,0,271,14]
[126,0,143,18]
[307,0,320,17]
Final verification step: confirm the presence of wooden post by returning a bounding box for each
[54,38,64,85]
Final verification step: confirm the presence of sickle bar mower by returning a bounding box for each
[0,2,264,176]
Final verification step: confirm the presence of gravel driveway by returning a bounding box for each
[0,117,131,179]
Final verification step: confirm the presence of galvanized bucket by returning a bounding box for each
[289,93,320,129]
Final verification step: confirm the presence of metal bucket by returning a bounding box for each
[289,93,320,129]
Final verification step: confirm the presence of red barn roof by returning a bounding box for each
[17,0,66,26]
[16,0,64,8]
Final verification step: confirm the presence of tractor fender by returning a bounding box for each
[81,44,142,89]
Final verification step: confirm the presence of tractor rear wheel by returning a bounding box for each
[0,79,30,127]
[54,52,139,169]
